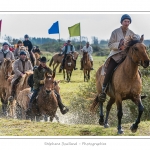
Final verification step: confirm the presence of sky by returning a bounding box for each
[0,14,150,43]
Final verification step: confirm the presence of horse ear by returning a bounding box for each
[44,72,49,78]
[140,34,144,42]
[52,71,55,78]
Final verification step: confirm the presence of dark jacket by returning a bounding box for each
[33,65,52,89]
[23,40,33,52]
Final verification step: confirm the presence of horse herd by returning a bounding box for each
[0,49,92,122]
[0,36,148,134]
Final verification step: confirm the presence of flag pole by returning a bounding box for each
[0,20,2,39]
[80,23,81,50]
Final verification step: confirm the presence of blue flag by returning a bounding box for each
[48,21,59,34]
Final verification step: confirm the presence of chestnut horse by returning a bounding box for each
[0,59,13,116]
[29,72,58,122]
[82,51,91,82]
[63,53,75,82]
[91,35,150,134]
[49,51,79,72]
[34,52,40,66]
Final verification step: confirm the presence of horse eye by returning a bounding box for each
[134,47,138,51]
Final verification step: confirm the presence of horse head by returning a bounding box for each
[83,51,89,64]
[2,59,13,80]
[126,35,149,68]
[44,72,55,94]
[66,53,74,67]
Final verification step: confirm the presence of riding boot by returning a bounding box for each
[55,91,69,115]
[80,58,83,70]
[26,89,39,116]
[8,77,21,102]
[98,85,107,102]
[91,61,94,70]
[74,60,78,70]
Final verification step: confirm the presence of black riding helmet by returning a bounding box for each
[24,34,29,38]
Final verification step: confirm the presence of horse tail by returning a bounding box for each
[90,95,99,112]
[49,57,53,67]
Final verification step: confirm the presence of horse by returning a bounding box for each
[82,51,91,82]
[7,71,33,118]
[16,80,60,122]
[29,72,59,122]
[49,53,64,72]
[34,52,40,66]
[0,59,13,116]
[90,35,150,134]
[49,51,79,72]
[63,53,75,82]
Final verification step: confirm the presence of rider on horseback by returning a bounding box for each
[98,14,134,102]
[26,56,69,115]
[8,51,33,102]
[0,42,15,64]
[80,42,94,70]
[60,40,78,71]
[23,34,35,66]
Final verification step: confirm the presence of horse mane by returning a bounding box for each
[124,36,141,52]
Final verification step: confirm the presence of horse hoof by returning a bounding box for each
[117,129,124,134]
[130,124,138,133]
[104,123,110,128]
[99,119,104,126]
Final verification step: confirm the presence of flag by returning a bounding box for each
[0,20,2,37]
[48,21,59,34]
[68,23,80,37]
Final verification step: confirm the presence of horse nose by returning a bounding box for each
[144,60,149,67]
[46,90,51,94]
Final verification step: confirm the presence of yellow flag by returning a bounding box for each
[68,23,80,37]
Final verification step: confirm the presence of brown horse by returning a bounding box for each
[82,51,91,82]
[49,53,64,72]
[7,71,33,118]
[34,52,40,66]
[63,53,75,82]
[29,72,58,122]
[0,59,13,116]
[90,35,150,134]
[49,51,79,72]
[16,80,60,122]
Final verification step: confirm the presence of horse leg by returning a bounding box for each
[55,114,60,123]
[88,70,90,80]
[63,70,65,80]
[116,95,123,134]
[54,63,59,72]
[130,97,144,133]
[99,101,104,126]
[104,98,115,128]
[84,70,85,82]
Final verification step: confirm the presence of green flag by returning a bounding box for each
[68,23,80,37]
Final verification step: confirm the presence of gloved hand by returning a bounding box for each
[40,80,45,84]
[118,39,124,50]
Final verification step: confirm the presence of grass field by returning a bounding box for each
[0,54,150,136]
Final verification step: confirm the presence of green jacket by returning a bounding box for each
[33,65,52,89]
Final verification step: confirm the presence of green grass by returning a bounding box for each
[0,55,150,136]
[0,118,150,136]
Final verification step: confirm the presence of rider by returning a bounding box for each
[0,42,15,64]
[14,40,30,59]
[8,51,33,101]
[60,40,78,71]
[98,14,135,102]
[32,46,41,54]
[80,42,94,70]
[23,34,35,65]
[26,56,69,115]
